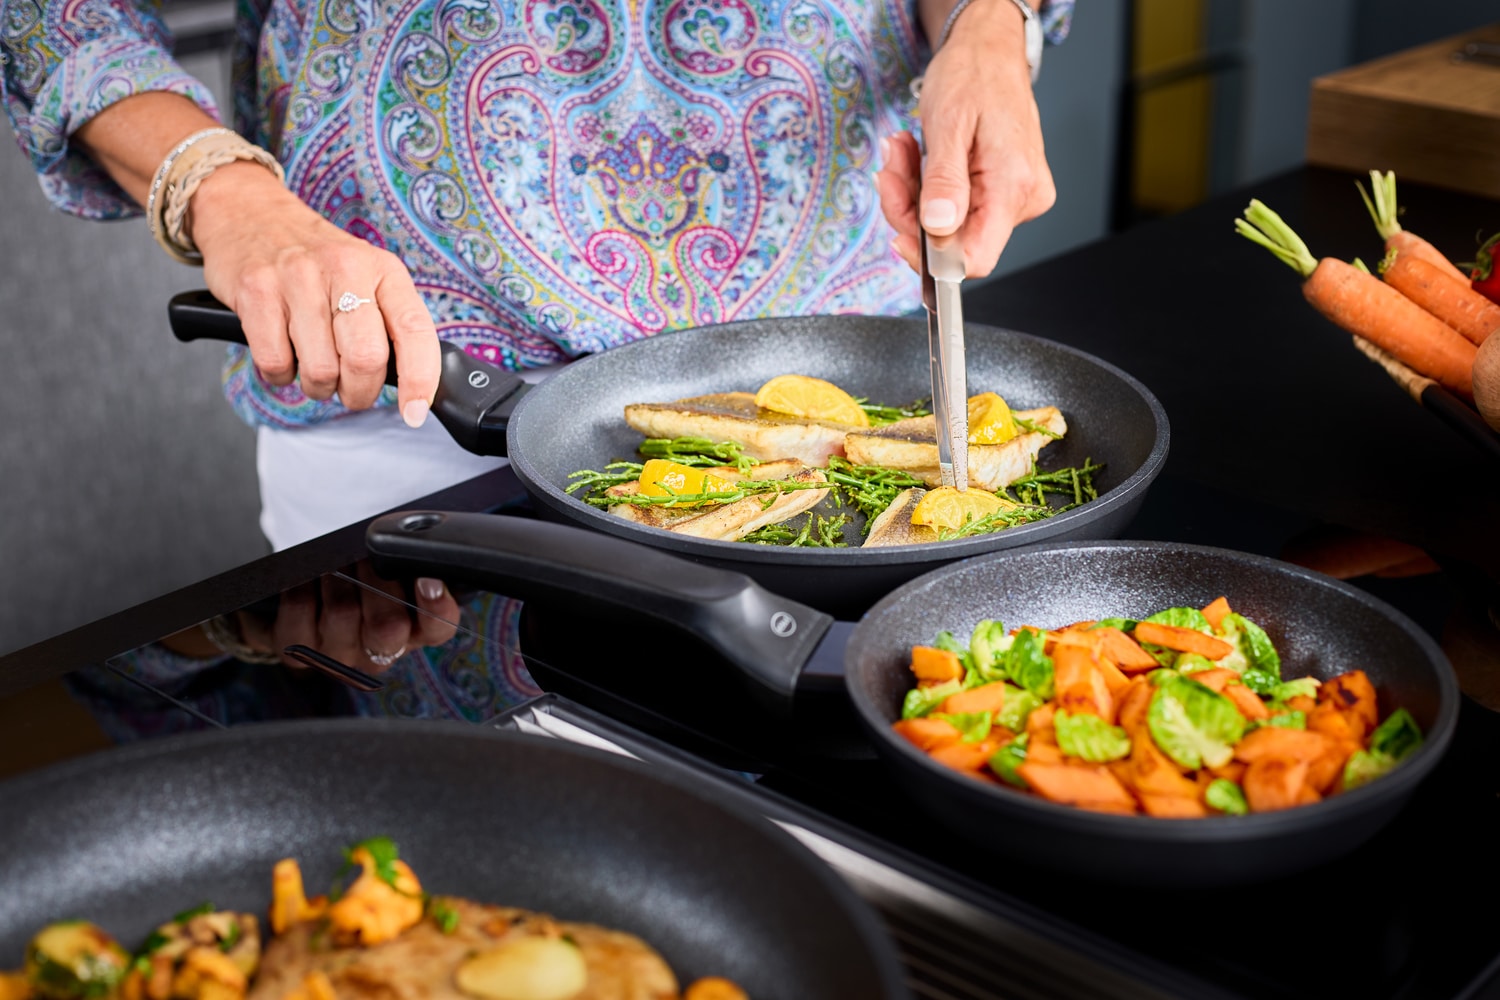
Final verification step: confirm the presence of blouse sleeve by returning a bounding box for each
[0,0,221,219]
[1036,0,1073,46]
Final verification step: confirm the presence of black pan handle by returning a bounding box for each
[168,289,528,457]
[364,511,834,709]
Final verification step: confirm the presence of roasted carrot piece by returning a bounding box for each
[1093,628,1159,672]
[1017,763,1137,812]
[1200,596,1232,631]
[1235,726,1334,763]
[1054,645,1114,721]
[1320,670,1379,732]
[1127,738,1199,798]
[1140,794,1210,819]
[1132,621,1234,660]
[1183,668,1238,693]
[1296,783,1323,806]
[1243,758,1311,813]
[1116,678,1154,737]
[939,681,1007,716]
[1306,740,1360,795]
[929,738,1002,775]
[1094,656,1132,698]
[893,717,963,751]
[910,646,963,684]
[1025,739,1065,766]
[1208,759,1247,784]
[1308,700,1367,743]
[1286,694,1317,715]
[1026,702,1057,737]
[1222,682,1271,721]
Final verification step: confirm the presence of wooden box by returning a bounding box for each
[1307,23,1500,200]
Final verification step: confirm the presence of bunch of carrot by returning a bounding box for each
[1235,171,1500,404]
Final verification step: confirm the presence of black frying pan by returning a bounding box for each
[170,294,1168,618]
[364,512,1460,887]
[0,721,908,999]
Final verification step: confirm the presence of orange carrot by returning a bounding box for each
[1093,627,1159,671]
[1132,621,1233,660]
[910,646,963,684]
[1200,596,1232,631]
[1383,253,1500,346]
[930,739,1002,775]
[1234,727,1333,763]
[1237,200,1476,397]
[1243,758,1310,813]
[939,682,1007,716]
[1320,670,1380,733]
[1182,668,1238,693]
[1358,170,1471,284]
[1016,762,1138,813]
[1139,794,1209,819]
[893,717,962,751]
[1222,682,1271,721]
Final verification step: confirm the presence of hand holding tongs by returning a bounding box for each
[918,154,970,491]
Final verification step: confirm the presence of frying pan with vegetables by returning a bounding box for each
[170,295,1168,618]
[365,513,1459,887]
[0,722,908,999]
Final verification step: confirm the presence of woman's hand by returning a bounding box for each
[875,0,1056,278]
[190,163,442,425]
[240,563,462,673]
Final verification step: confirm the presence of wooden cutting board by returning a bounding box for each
[1307,23,1500,200]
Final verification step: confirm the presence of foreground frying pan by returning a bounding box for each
[171,295,1168,617]
[365,513,1459,887]
[0,722,907,999]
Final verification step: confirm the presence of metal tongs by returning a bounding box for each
[919,172,970,491]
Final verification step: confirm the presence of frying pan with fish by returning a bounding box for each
[363,512,1459,887]
[170,294,1168,618]
[0,721,909,999]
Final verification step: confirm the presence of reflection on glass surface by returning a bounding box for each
[65,562,538,742]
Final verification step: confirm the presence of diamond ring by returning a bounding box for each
[337,292,374,314]
[364,645,406,668]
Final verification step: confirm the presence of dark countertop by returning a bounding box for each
[3,165,1497,690]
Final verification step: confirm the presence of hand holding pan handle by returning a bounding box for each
[365,510,835,714]
[168,290,528,456]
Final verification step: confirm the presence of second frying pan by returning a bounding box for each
[170,295,1168,617]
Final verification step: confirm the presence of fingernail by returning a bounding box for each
[922,198,957,231]
[878,136,891,169]
[416,577,445,601]
[402,399,429,428]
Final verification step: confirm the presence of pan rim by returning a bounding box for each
[842,538,1461,840]
[0,717,910,995]
[505,316,1170,565]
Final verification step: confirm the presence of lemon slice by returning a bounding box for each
[754,374,870,427]
[638,459,736,502]
[910,486,1014,531]
[967,392,1018,445]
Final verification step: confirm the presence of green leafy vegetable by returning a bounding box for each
[346,837,402,889]
[996,685,1042,733]
[1217,612,1282,683]
[219,921,242,953]
[989,735,1030,788]
[1175,653,1216,673]
[171,903,214,924]
[1254,710,1306,730]
[1092,616,1139,632]
[1270,677,1319,702]
[1239,668,1280,697]
[427,898,461,935]
[933,711,994,744]
[902,680,962,719]
[1205,779,1248,815]
[1343,750,1394,790]
[1140,607,1214,666]
[637,436,759,473]
[856,397,931,426]
[1004,630,1055,700]
[934,630,976,673]
[1147,676,1247,770]
[968,619,1013,682]
[1054,710,1132,762]
[1370,708,1423,760]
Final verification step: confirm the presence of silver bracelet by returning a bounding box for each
[145,127,234,250]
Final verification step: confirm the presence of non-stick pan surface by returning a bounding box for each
[844,542,1460,886]
[507,316,1169,617]
[0,721,908,1000]
[365,515,1458,888]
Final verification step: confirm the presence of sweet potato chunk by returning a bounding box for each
[1286,694,1316,714]
[1200,596,1232,631]
[1054,645,1114,721]
[1222,683,1271,721]
[1017,762,1137,813]
[893,717,962,751]
[1306,740,1360,795]
[939,681,1006,715]
[1308,701,1367,743]
[1027,702,1057,736]
[1126,738,1198,798]
[1320,670,1379,732]
[1208,760,1247,784]
[1025,739,1065,766]
[1235,726,1333,763]
[930,738,1001,775]
[1132,621,1234,660]
[910,646,963,684]
[1242,758,1310,812]
[1116,678,1154,737]
[1140,793,1210,818]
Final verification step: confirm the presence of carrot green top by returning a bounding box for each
[1235,200,1319,279]
[1357,170,1403,242]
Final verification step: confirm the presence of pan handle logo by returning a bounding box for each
[769,611,797,637]
[469,370,491,389]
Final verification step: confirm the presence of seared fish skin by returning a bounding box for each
[606,460,831,540]
[844,406,1067,491]
[861,488,939,547]
[624,392,855,465]
[249,898,678,1000]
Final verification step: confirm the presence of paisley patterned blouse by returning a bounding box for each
[4,0,1071,430]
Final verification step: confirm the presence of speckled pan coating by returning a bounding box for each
[507,317,1169,617]
[0,722,908,1000]
[843,542,1460,886]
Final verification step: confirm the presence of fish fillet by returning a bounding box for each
[624,393,856,465]
[861,488,939,547]
[606,460,830,540]
[844,406,1067,490]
